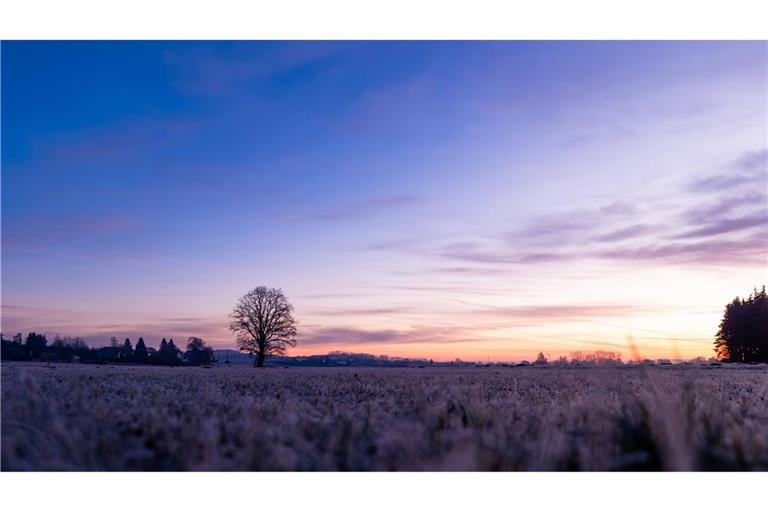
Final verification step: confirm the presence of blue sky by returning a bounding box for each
[2,41,766,360]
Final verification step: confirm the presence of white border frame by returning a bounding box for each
[1,0,767,39]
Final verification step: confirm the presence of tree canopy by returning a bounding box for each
[230,286,298,367]
[186,336,214,365]
[714,286,768,362]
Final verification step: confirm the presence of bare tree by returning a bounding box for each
[230,287,298,367]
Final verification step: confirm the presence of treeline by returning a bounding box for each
[0,333,215,366]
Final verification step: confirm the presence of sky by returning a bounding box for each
[2,41,766,361]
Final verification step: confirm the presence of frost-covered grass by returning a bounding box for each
[2,362,767,470]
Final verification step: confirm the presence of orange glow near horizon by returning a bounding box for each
[2,42,766,361]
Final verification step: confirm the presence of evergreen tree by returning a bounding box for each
[121,338,134,361]
[154,338,168,365]
[715,286,768,362]
[167,339,181,365]
[134,337,148,363]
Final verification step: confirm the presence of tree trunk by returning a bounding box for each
[255,351,265,367]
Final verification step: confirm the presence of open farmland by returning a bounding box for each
[2,362,767,471]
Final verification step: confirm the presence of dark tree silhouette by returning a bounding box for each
[25,332,48,359]
[51,335,87,362]
[152,338,168,364]
[121,338,134,362]
[1,333,27,360]
[154,338,181,365]
[230,286,298,367]
[715,286,768,362]
[135,337,149,363]
[186,336,214,365]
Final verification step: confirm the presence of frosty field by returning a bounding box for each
[2,362,767,471]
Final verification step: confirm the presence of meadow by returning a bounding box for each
[2,362,767,471]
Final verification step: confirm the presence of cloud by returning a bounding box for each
[686,148,767,193]
[37,116,202,168]
[506,200,639,245]
[298,325,477,346]
[363,284,519,297]
[165,42,340,97]
[728,148,768,173]
[375,148,768,271]
[682,191,767,223]
[359,237,426,252]
[6,212,142,237]
[303,306,413,317]
[430,266,513,276]
[473,303,647,320]
[673,211,768,239]
[308,195,426,222]
[441,228,766,269]
[298,293,369,300]
[599,201,637,215]
[594,224,653,242]
[298,301,654,348]
[439,242,571,265]
[514,215,595,240]
[595,233,766,266]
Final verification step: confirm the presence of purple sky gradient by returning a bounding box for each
[2,41,766,360]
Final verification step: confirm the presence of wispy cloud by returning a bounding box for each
[686,149,767,192]
[165,42,341,97]
[672,211,768,239]
[595,232,766,266]
[471,303,648,320]
[308,195,426,222]
[34,116,202,169]
[594,224,654,242]
[303,306,414,317]
[366,148,767,271]
[299,325,477,346]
